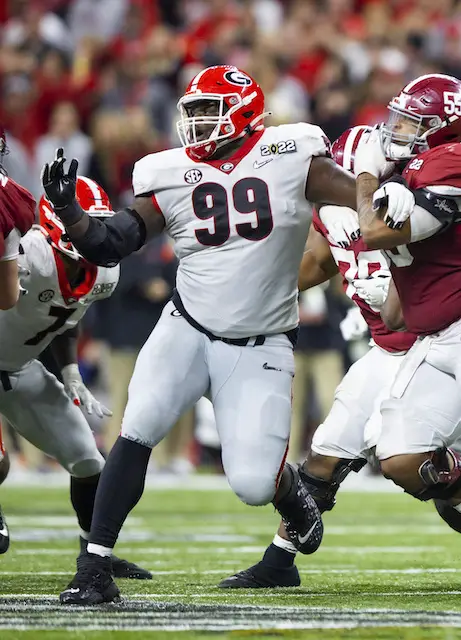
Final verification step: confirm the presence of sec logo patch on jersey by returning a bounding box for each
[184,169,203,185]
[38,289,54,303]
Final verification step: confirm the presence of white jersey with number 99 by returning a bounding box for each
[133,123,330,338]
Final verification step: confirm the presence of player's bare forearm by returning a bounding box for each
[298,224,338,290]
[298,245,338,290]
[356,174,410,249]
[50,325,79,370]
[298,252,336,291]
[298,253,333,290]
[380,278,406,332]
[306,156,356,209]
[0,259,19,310]
[58,196,165,267]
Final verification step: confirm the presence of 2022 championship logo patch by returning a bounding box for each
[260,140,297,157]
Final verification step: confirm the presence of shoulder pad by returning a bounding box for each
[269,123,331,157]
[132,148,183,197]
[403,144,461,191]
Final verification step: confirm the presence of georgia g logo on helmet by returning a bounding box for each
[224,70,253,87]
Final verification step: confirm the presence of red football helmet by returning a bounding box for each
[176,65,268,160]
[331,125,372,173]
[39,176,114,261]
[381,73,461,161]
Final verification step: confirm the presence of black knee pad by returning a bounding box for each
[299,458,366,513]
[413,448,461,501]
[434,499,461,533]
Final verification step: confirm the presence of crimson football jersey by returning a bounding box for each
[312,209,416,353]
[0,174,35,257]
[389,142,461,335]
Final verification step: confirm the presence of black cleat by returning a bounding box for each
[60,552,121,605]
[79,537,152,580]
[111,555,152,580]
[274,463,323,555]
[0,504,9,554]
[218,561,300,589]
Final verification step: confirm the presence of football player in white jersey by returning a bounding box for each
[0,176,151,579]
[40,64,407,605]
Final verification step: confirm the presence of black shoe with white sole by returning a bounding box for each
[0,504,9,554]
[60,552,121,605]
[218,561,300,589]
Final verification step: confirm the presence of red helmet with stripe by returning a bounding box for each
[176,65,268,161]
[331,126,373,173]
[381,73,461,160]
[39,176,114,261]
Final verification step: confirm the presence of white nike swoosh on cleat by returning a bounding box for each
[63,588,80,594]
[253,159,273,169]
[0,527,8,537]
[297,522,317,545]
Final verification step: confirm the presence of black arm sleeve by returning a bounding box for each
[384,176,461,228]
[67,209,147,267]
[412,188,461,227]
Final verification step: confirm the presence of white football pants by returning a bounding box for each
[378,321,461,460]
[121,301,295,506]
[311,345,406,461]
[0,359,104,477]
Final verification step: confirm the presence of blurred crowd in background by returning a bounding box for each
[2,0,461,475]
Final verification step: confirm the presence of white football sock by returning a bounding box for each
[87,543,113,558]
[273,533,297,554]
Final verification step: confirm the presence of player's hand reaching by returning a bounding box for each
[339,307,369,341]
[373,180,415,229]
[62,364,112,419]
[41,148,78,211]
[319,204,360,249]
[354,126,395,180]
[353,274,390,310]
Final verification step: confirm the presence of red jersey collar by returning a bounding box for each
[186,129,265,174]
[53,250,97,304]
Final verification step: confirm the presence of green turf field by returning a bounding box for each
[1,483,461,638]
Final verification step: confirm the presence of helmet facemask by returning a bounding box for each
[381,104,441,161]
[176,93,257,158]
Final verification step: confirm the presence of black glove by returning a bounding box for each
[41,148,78,211]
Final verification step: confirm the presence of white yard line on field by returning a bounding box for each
[13,545,444,556]
[1,601,461,631]
[6,470,399,492]
[1,566,460,577]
